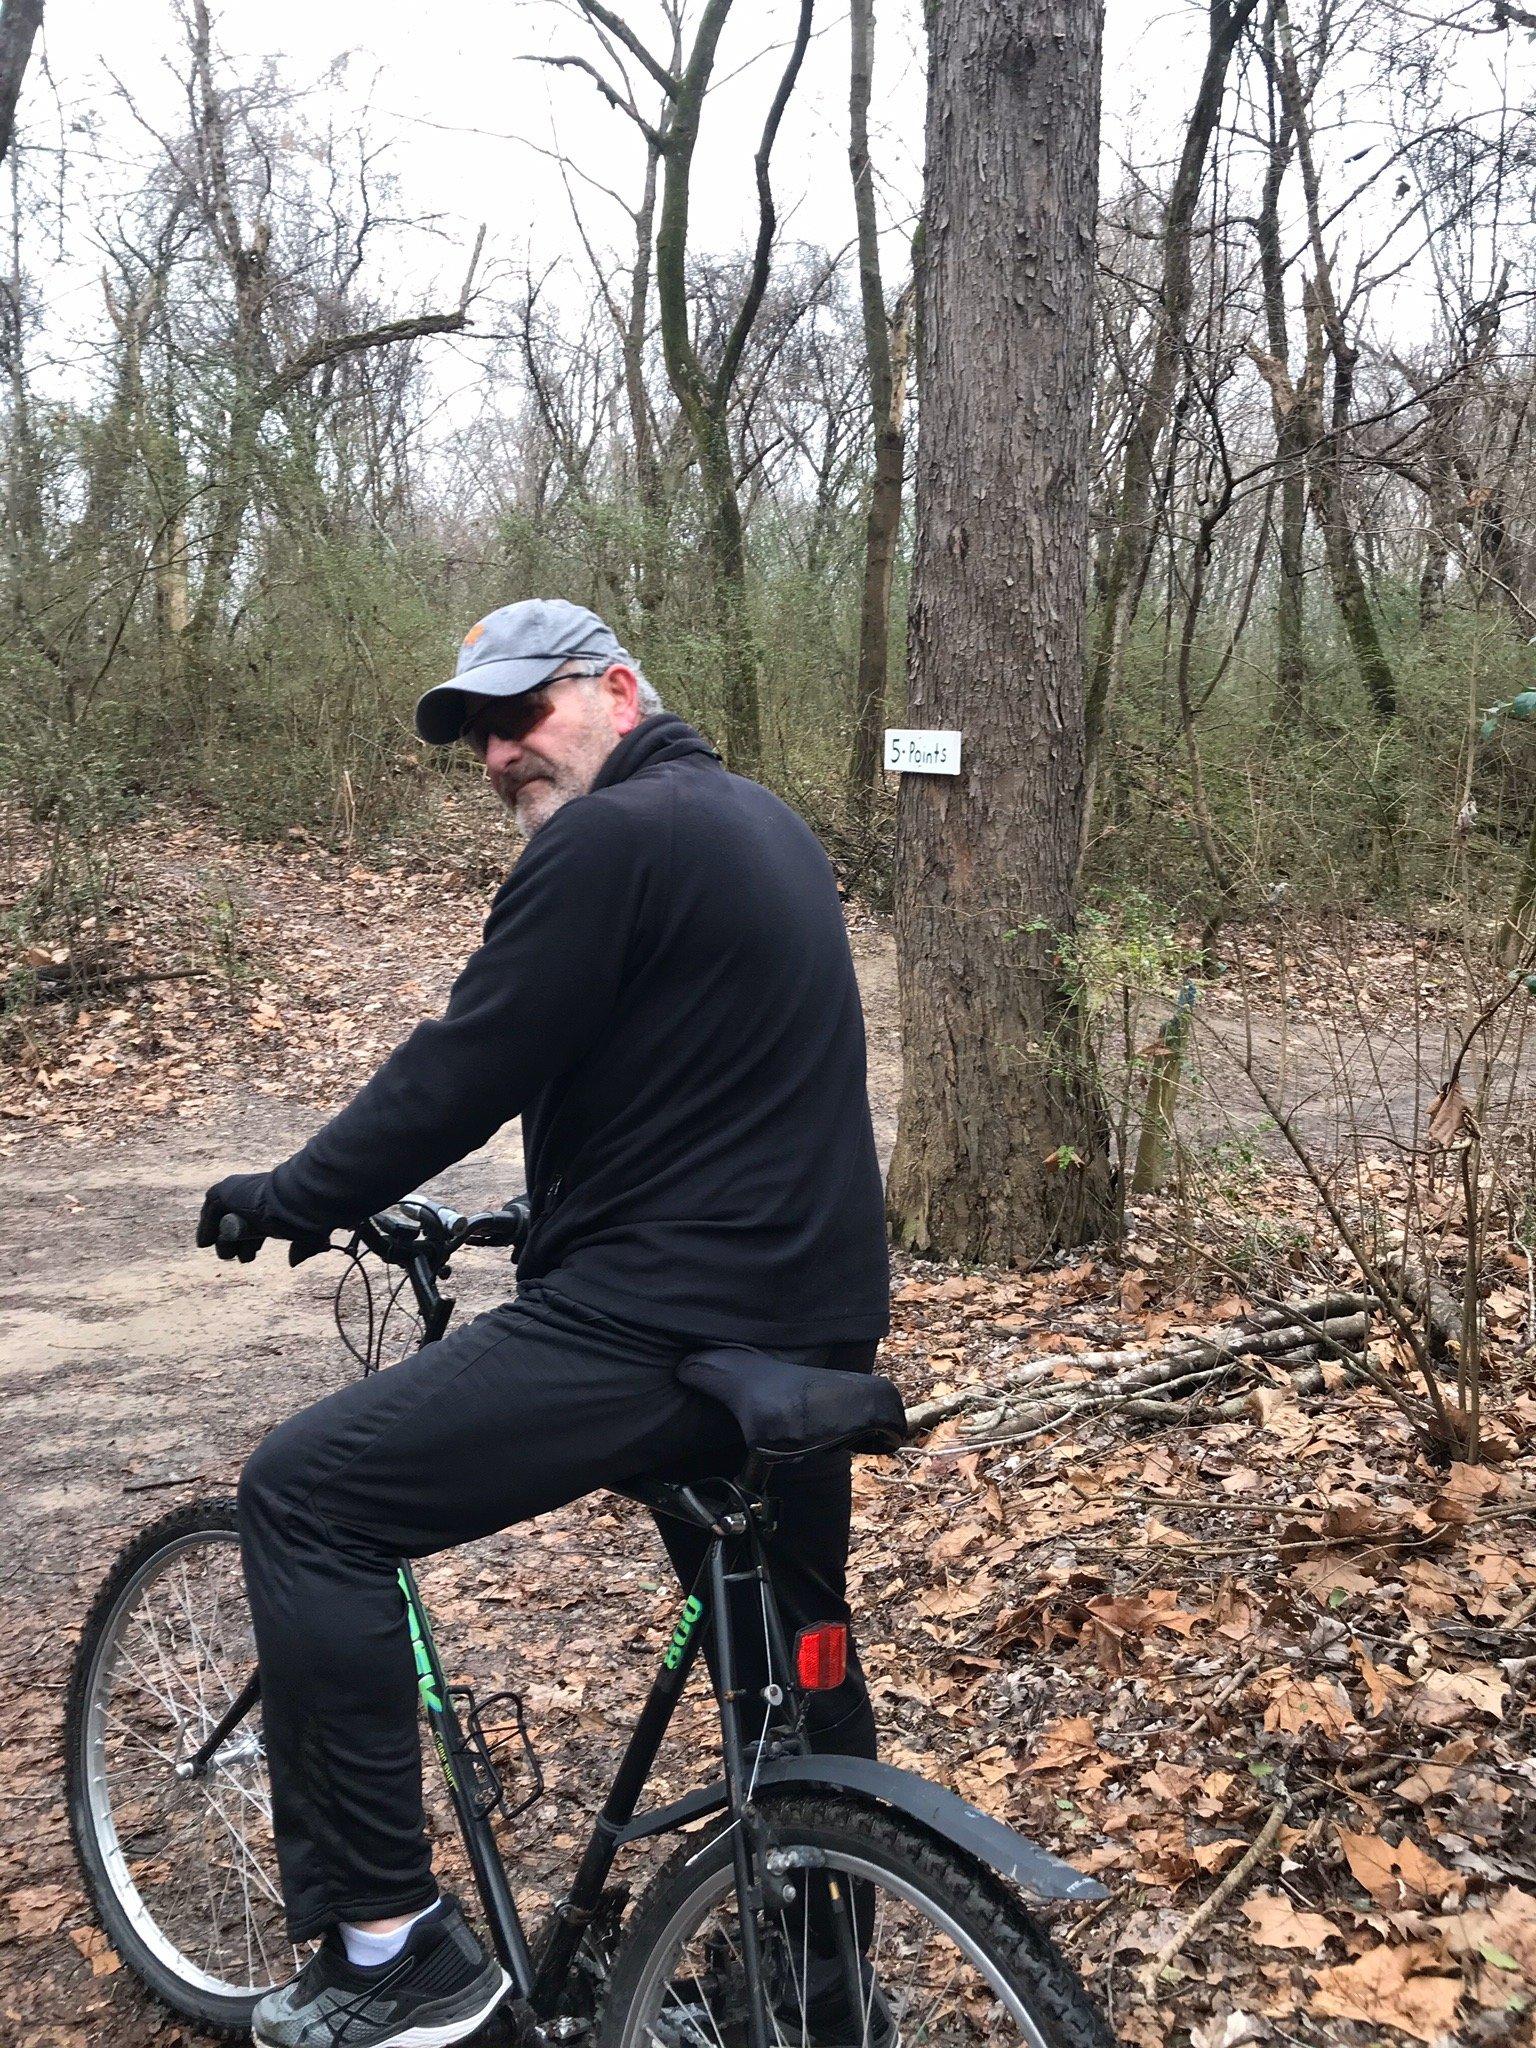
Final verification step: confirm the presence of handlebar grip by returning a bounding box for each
[216,1210,264,1263]
[504,1195,532,1257]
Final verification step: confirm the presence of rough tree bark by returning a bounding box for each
[846,0,912,816]
[886,0,1114,1264]
[0,0,42,171]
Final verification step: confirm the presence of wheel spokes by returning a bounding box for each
[86,1530,296,1998]
[638,1844,1043,2048]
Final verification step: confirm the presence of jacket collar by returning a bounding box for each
[591,713,723,793]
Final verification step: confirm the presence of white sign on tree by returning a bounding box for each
[883,729,963,775]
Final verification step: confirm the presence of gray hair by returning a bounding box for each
[573,660,663,715]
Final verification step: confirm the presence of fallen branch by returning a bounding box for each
[1380,1253,1462,1363]
[957,1314,1367,1446]
[905,1351,1134,1433]
[1138,1794,1289,1992]
[9,943,215,1003]
[909,1293,1374,1438]
[1184,1650,1264,1731]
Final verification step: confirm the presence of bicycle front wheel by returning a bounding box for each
[64,1497,296,2037]
[598,1792,1114,2048]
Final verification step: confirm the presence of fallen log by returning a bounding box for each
[909,1295,1374,1447]
[906,1349,1139,1434]
[1379,1254,1461,1364]
[968,1313,1362,1431]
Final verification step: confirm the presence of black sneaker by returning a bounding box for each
[251,1894,509,2048]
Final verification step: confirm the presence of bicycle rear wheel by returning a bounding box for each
[65,1497,294,2037]
[598,1792,1114,2048]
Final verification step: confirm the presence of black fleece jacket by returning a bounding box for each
[267,715,890,1345]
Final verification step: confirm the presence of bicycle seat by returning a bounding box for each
[677,1347,908,1457]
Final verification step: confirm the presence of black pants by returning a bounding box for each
[236,1281,879,1942]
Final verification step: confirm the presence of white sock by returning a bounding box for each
[339,1896,440,1968]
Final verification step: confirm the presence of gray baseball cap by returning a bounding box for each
[414,598,629,745]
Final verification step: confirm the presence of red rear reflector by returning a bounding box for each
[795,1623,848,1691]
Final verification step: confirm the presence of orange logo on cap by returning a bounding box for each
[462,620,488,650]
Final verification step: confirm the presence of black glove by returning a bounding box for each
[197,1174,331,1267]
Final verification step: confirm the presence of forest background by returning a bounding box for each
[7,0,1535,898]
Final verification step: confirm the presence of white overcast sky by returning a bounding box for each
[22,5,1196,336]
[16,0,1535,407]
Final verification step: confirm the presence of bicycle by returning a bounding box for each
[66,1194,1116,2047]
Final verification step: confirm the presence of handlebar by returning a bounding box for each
[354,1194,532,1270]
[217,1212,255,1250]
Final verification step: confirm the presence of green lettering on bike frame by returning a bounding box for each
[398,1569,444,1712]
[663,1593,704,1671]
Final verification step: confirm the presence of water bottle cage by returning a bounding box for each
[449,1686,545,1822]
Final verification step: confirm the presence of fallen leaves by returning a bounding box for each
[1261,1671,1357,1737]
[1435,1886,1536,1978]
[67,1924,121,1976]
[1309,1942,1463,2042]
[1402,1662,1509,1727]
[1338,1827,1463,1906]
[5,1885,74,1938]
[1240,1889,1339,1951]
[1024,1716,1101,1775]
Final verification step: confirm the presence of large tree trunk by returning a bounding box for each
[886,0,1114,1264]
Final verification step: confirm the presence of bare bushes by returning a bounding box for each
[1099,895,1536,1464]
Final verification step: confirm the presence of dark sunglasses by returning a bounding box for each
[460,665,609,758]
[460,691,556,758]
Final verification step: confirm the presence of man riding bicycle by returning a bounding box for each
[196,598,892,2048]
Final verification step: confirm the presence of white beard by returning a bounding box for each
[513,776,569,836]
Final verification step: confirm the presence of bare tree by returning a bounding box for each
[1266,0,1399,721]
[1083,0,1259,821]
[1254,0,1309,718]
[846,0,912,815]
[548,0,815,772]
[0,0,41,171]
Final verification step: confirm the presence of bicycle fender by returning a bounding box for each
[615,1756,1106,1904]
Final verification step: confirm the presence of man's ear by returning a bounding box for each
[603,664,644,735]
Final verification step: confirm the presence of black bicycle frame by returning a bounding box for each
[190,1231,815,2038]
[397,1460,808,2042]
